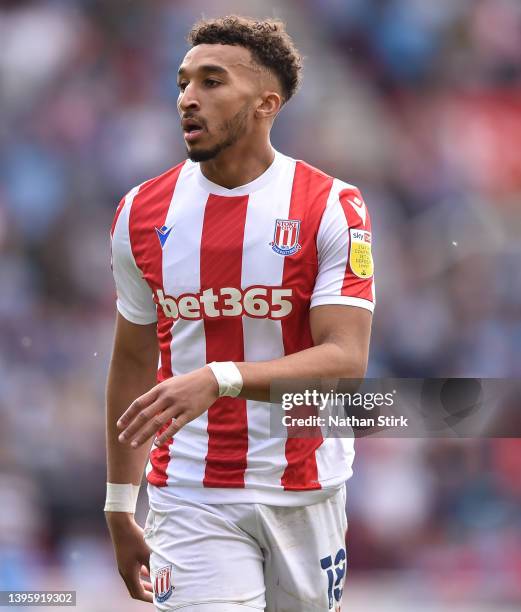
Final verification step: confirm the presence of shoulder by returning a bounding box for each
[130,159,188,201]
[285,155,367,225]
[289,158,369,230]
[283,154,333,186]
[283,153,354,187]
[111,160,188,238]
[280,155,334,221]
[286,155,362,200]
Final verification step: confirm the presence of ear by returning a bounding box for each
[255,91,283,120]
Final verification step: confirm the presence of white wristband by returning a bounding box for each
[104,483,140,513]
[207,361,243,398]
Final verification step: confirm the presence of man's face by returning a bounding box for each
[177,44,262,162]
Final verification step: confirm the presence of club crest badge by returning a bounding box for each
[154,565,174,603]
[349,229,373,278]
[270,219,301,256]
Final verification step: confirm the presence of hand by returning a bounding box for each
[117,366,219,448]
[105,513,153,603]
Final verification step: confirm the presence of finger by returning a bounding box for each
[118,398,169,444]
[139,551,151,574]
[139,563,154,598]
[155,413,189,445]
[124,407,175,448]
[141,591,154,603]
[120,570,154,603]
[140,569,153,592]
[117,387,161,430]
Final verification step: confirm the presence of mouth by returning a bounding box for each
[182,118,205,143]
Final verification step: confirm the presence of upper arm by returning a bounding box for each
[109,190,159,368]
[309,181,375,376]
[311,181,375,313]
[110,188,158,326]
[112,312,159,367]
[310,305,372,377]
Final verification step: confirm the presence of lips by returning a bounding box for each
[182,117,205,142]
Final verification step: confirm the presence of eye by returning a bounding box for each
[204,79,220,88]
[178,81,188,92]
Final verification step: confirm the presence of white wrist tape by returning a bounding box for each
[104,483,140,513]
[207,361,243,398]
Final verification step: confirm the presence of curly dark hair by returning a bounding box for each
[187,15,303,103]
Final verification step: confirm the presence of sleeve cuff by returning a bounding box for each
[310,295,375,313]
[116,301,158,325]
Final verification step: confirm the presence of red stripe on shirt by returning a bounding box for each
[281,161,334,490]
[200,194,249,488]
[275,223,281,245]
[128,162,185,487]
[338,187,373,302]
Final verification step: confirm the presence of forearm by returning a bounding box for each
[115,308,372,448]
[106,353,158,484]
[236,340,367,402]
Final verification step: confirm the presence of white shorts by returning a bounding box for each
[144,486,348,612]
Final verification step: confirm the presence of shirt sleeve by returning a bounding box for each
[110,187,158,325]
[311,179,375,313]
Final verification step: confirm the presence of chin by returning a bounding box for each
[186,141,228,163]
[187,146,219,162]
[188,149,217,162]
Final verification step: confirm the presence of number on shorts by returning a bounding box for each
[320,547,346,609]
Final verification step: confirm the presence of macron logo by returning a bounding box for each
[155,225,173,248]
[339,189,367,225]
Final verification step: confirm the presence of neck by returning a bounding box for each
[199,139,275,189]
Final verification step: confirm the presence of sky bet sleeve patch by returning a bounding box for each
[349,229,374,279]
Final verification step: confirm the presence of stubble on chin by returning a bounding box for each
[187,105,250,163]
[186,144,221,163]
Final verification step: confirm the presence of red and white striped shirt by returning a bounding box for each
[110,150,374,507]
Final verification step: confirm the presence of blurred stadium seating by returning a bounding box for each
[1,1,520,610]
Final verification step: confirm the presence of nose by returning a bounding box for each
[178,83,201,114]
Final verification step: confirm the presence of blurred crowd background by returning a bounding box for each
[1,0,520,610]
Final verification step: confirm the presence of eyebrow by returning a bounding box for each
[177,64,229,78]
